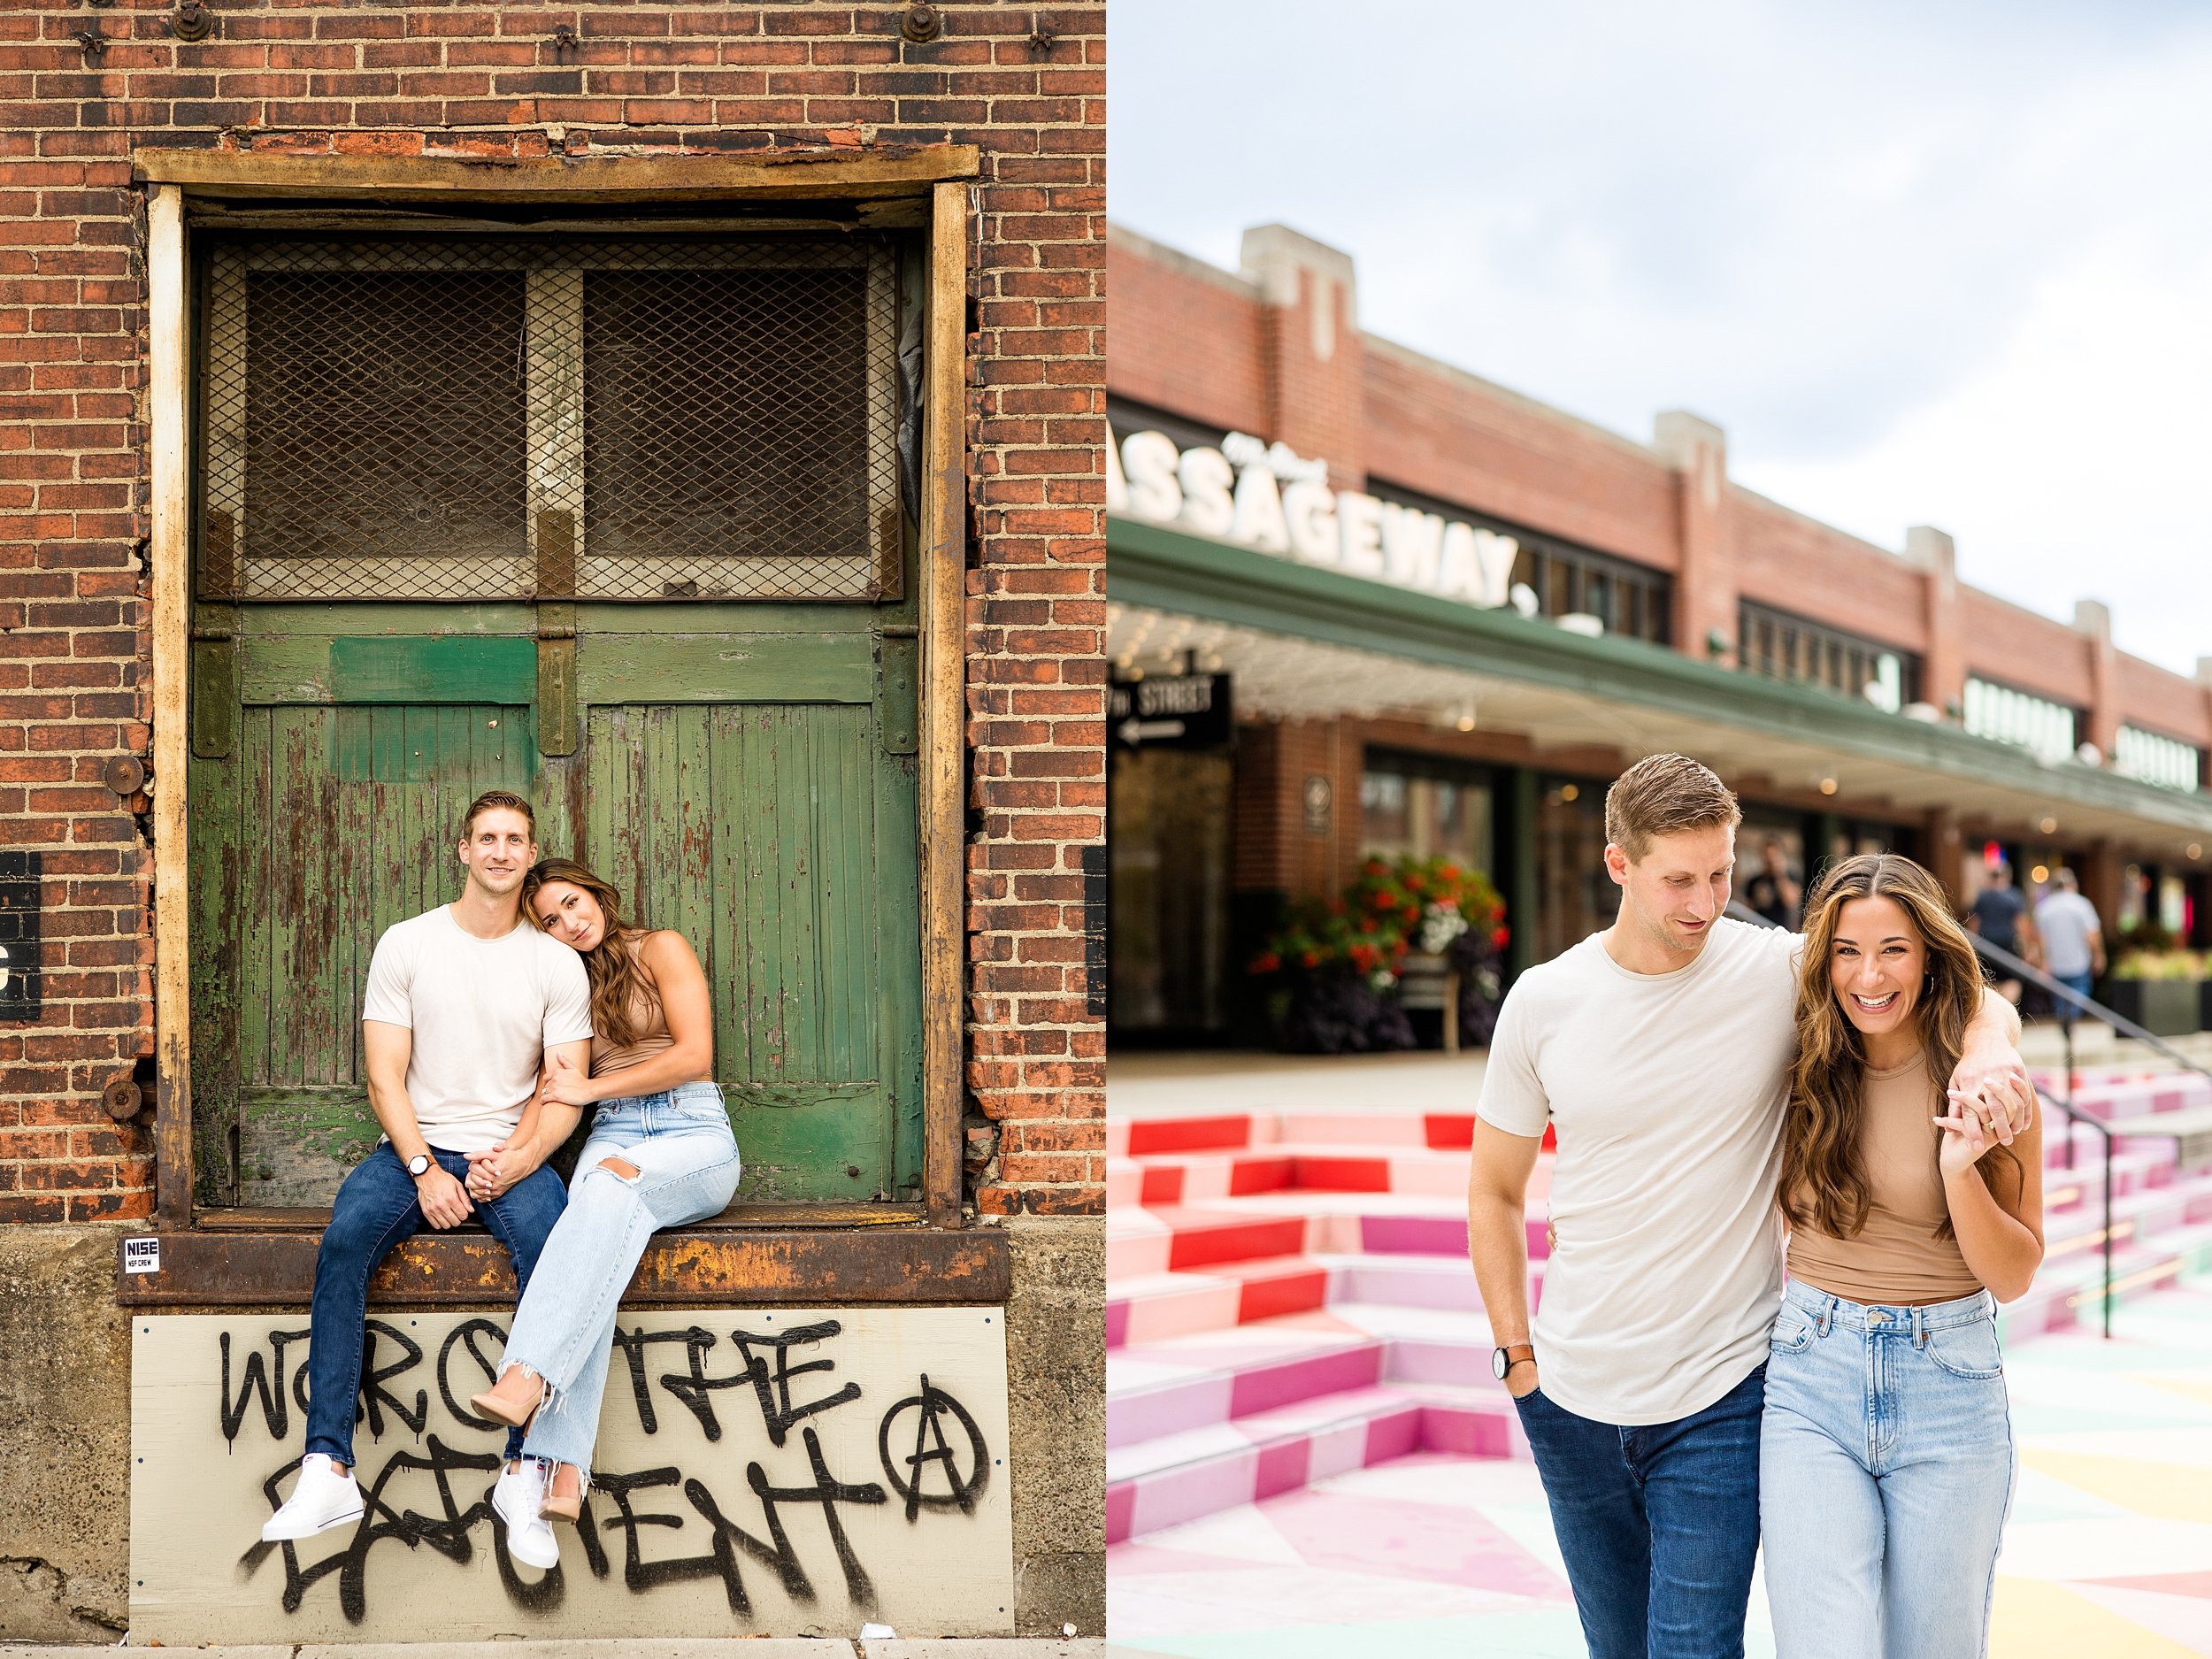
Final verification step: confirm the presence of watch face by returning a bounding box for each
[409,1155,430,1176]
[1493,1348,1509,1380]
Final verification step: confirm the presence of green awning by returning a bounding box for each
[1110,513,2212,854]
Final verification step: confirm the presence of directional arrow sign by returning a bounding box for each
[1110,673,1233,751]
[1117,717,1187,747]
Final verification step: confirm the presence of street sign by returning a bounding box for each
[1110,672,1233,750]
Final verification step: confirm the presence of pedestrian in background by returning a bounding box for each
[1744,838,1803,930]
[2032,870,2106,1016]
[1964,862,2037,1006]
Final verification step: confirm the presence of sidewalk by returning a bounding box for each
[1106,1275,2212,1659]
[2,1644,1100,1658]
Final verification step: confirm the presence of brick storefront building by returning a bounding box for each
[0,2,1102,1640]
[1108,221,2212,1043]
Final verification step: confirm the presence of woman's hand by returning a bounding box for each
[1936,1077,2031,1180]
[464,1140,540,1202]
[537,1050,598,1109]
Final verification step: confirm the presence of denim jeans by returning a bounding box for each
[304,1141,567,1466]
[1760,1281,2016,1659]
[1514,1363,1765,1659]
[503,1081,741,1479]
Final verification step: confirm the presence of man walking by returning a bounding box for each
[261,789,592,1569]
[1966,860,2037,1005]
[1465,754,2027,1659]
[2033,867,2106,1014]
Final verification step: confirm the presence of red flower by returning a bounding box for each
[1251,951,1280,974]
[1492,926,1510,949]
[1350,942,1378,971]
[1302,950,1321,968]
[1402,904,1419,923]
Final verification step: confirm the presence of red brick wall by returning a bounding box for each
[1364,341,1680,571]
[1954,589,2097,710]
[1105,229,1269,438]
[0,1,1104,1222]
[1730,493,1931,657]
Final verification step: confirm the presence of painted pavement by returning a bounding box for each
[1107,1276,2212,1659]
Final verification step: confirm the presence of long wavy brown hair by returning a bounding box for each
[1782,853,2019,1243]
[522,857,662,1048]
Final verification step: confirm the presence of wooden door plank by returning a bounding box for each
[149,182,193,1225]
[237,709,273,1090]
[919,180,968,1228]
[575,634,875,705]
[708,705,746,1105]
[188,733,242,1206]
[876,742,926,1200]
[674,702,714,976]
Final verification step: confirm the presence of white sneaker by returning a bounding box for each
[261,1454,364,1542]
[492,1459,560,1570]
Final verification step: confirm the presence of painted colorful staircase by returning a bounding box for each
[1106,1070,2212,1545]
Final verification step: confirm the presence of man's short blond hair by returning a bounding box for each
[1604,753,1740,863]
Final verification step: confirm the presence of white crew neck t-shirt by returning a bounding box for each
[361,905,594,1155]
[1478,917,1801,1425]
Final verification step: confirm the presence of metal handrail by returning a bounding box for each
[2032,1083,2116,1339]
[1968,932,2212,1088]
[1724,902,2124,1337]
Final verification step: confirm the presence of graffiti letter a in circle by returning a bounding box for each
[877,1374,988,1523]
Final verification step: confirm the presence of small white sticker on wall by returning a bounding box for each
[123,1237,160,1275]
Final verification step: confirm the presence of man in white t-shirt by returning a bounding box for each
[262,790,593,1557]
[1467,755,2026,1659]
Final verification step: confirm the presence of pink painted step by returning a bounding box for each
[1105,1382,1525,1545]
[1108,1255,1333,1348]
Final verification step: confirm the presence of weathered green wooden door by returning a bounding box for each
[188,232,923,1211]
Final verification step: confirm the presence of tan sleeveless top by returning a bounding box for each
[589,940,675,1078]
[1785,1050,1983,1305]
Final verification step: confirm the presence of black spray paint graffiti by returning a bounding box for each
[223,1318,992,1624]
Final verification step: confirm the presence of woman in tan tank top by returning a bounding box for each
[463,857,741,1573]
[1761,853,2044,1659]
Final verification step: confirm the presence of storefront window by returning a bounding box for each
[1962,677,2078,764]
[1738,601,1920,712]
[1361,749,1494,875]
[1535,777,1613,963]
[1110,748,1233,1036]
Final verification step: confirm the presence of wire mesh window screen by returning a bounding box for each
[198,238,904,604]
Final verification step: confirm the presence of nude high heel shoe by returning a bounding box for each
[470,1364,547,1429]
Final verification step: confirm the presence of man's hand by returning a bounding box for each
[414,1162,474,1230]
[464,1140,541,1202]
[1504,1363,1540,1400]
[1953,993,2033,1136]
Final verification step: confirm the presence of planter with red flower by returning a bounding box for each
[1249,855,1509,1054]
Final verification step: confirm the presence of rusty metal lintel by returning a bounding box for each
[116,1225,1010,1309]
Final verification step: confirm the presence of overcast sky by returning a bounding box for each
[1108,0,2212,677]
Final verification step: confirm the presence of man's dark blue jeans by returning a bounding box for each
[1514,1363,1765,1659]
[303,1141,567,1469]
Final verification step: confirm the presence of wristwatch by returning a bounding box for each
[406,1153,432,1178]
[1492,1343,1535,1381]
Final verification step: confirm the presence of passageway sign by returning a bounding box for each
[1110,672,1233,750]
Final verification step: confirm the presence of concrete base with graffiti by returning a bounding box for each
[129,1307,1011,1641]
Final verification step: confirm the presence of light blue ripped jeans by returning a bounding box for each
[1760,1279,2016,1659]
[502,1081,741,1479]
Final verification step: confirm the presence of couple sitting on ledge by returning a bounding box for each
[259,788,741,1570]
